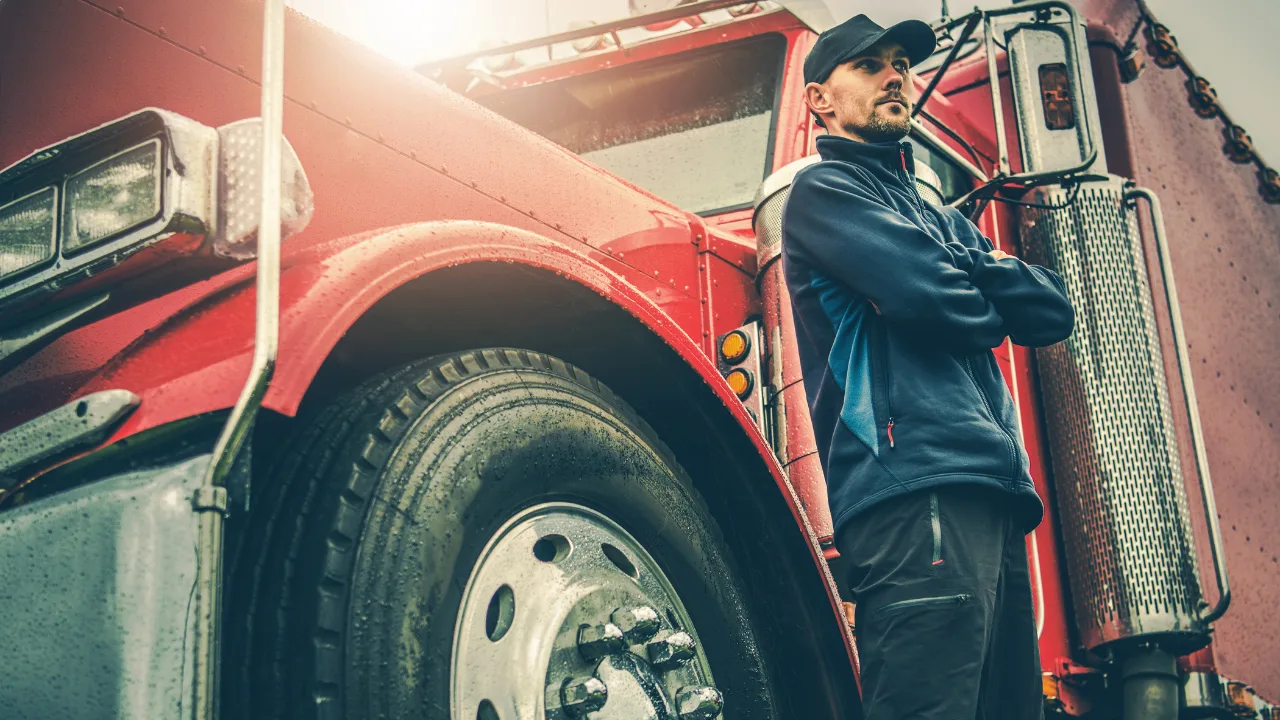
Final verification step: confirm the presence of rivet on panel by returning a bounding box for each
[309,100,318,109]
[409,150,417,160]
[377,133,386,143]
[115,6,125,16]
[238,64,247,75]
[441,166,449,175]
[199,46,207,56]
[158,26,166,36]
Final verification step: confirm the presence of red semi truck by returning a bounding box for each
[0,0,1277,718]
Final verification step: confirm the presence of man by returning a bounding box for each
[781,13,1075,720]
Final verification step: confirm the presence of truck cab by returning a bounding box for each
[0,1,1277,718]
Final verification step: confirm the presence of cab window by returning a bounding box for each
[479,34,787,214]
[906,136,973,204]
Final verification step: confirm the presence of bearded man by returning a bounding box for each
[781,13,1076,720]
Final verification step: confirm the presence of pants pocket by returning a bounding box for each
[874,593,971,619]
[859,591,987,718]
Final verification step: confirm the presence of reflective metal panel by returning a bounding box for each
[0,454,209,719]
[1020,176,1206,653]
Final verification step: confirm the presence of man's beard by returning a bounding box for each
[844,99,912,142]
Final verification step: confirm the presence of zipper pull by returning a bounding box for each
[887,417,896,448]
[900,149,908,174]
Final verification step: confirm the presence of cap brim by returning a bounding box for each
[834,19,937,70]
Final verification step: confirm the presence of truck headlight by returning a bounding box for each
[0,188,57,281]
[63,140,163,253]
[0,107,313,310]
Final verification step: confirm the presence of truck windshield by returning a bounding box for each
[479,33,786,214]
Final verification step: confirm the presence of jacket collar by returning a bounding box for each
[815,134,914,181]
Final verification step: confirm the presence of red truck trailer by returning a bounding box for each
[0,0,1276,718]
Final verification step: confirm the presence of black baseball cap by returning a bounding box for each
[803,14,937,86]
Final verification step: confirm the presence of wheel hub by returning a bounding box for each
[451,502,724,719]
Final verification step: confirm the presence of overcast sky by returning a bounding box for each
[287,0,1278,163]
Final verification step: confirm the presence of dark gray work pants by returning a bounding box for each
[836,485,1044,720]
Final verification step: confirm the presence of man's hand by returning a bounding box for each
[989,249,1013,261]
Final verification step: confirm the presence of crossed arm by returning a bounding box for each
[784,168,1075,351]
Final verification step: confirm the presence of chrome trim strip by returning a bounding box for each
[193,2,286,715]
[983,15,1011,177]
[1127,187,1231,625]
[0,292,110,373]
[0,388,139,490]
[910,120,989,182]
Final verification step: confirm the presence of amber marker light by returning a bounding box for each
[1038,63,1076,131]
[725,368,754,399]
[719,330,750,364]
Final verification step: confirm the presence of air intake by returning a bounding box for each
[1019,176,1208,656]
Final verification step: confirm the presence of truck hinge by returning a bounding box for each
[192,485,229,515]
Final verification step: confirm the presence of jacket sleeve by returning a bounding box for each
[783,167,1007,351]
[941,208,1076,348]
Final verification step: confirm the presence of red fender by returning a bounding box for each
[9,219,858,675]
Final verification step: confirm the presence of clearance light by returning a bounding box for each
[1038,63,1075,130]
[213,118,314,260]
[0,188,57,280]
[63,140,162,253]
[725,368,754,399]
[719,329,750,364]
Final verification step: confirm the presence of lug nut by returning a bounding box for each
[561,677,608,716]
[610,606,662,644]
[676,686,724,719]
[646,631,696,669]
[577,622,626,661]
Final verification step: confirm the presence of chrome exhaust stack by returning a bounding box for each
[751,156,829,539]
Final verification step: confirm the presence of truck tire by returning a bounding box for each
[225,348,778,720]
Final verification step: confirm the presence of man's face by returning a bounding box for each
[806,40,914,143]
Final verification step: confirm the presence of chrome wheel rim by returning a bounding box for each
[450,501,724,720]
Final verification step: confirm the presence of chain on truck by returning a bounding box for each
[0,0,1277,718]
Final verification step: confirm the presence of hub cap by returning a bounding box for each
[450,502,722,719]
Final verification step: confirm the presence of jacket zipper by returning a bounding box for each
[900,148,928,215]
[875,321,896,449]
[875,593,972,618]
[929,491,943,566]
[964,356,1017,477]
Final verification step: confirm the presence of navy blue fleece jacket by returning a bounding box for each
[782,136,1074,535]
